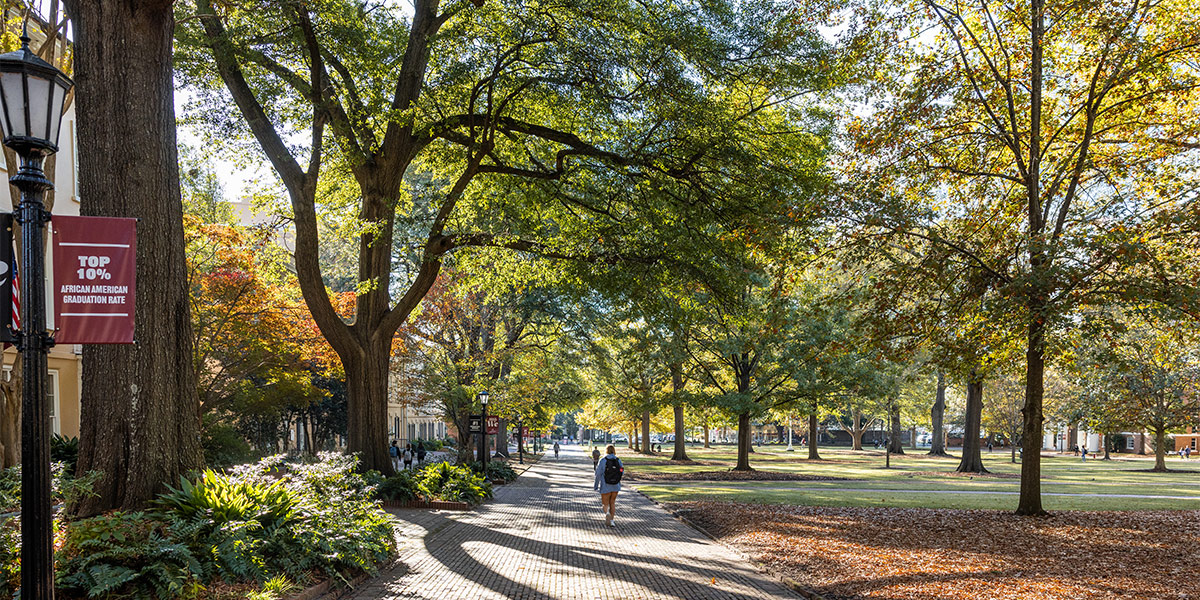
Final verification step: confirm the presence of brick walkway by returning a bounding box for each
[344,445,800,600]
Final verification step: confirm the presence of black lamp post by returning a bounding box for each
[0,29,74,600]
[477,390,489,466]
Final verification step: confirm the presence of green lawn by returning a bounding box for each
[617,444,1200,511]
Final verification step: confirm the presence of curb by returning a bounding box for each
[632,486,827,600]
[382,499,471,510]
[288,568,376,600]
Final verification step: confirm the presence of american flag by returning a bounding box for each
[11,253,19,332]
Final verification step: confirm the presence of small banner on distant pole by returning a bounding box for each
[52,216,137,344]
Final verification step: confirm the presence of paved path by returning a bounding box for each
[343,445,799,600]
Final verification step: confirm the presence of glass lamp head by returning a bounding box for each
[0,32,73,156]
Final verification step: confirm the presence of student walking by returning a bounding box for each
[402,445,414,470]
[594,445,623,527]
[592,447,601,468]
[554,441,560,458]
[389,440,401,471]
[416,441,427,465]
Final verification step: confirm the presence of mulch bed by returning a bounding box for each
[627,470,847,482]
[670,501,1200,600]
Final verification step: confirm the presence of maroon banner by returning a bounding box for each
[52,216,137,344]
[521,427,530,438]
[485,415,499,435]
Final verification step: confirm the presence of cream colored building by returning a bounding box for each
[0,104,83,439]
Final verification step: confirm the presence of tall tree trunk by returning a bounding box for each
[849,407,865,451]
[0,359,20,468]
[1101,432,1110,460]
[1017,0,1048,517]
[69,0,203,516]
[929,371,948,456]
[343,346,393,473]
[496,418,510,457]
[1152,427,1167,472]
[631,427,638,451]
[702,424,710,448]
[888,401,905,455]
[670,364,689,461]
[193,0,449,477]
[807,411,821,460]
[734,412,752,470]
[956,373,988,473]
[671,405,688,461]
[641,409,652,455]
[909,425,917,450]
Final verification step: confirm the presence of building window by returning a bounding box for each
[2,367,59,435]
[1127,437,1135,450]
[48,370,60,436]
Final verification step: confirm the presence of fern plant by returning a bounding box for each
[56,512,203,600]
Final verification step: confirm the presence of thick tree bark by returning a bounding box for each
[909,425,918,450]
[956,374,988,473]
[1101,431,1110,460]
[849,407,866,451]
[670,364,689,461]
[67,0,203,515]
[734,412,752,470]
[807,411,821,460]
[1016,0,1048,517]
[496,418,510,457]
[641,410,652,455]
[0,360,19,468]
[343,342,393,473]
[671,405,689,461]
[888,402,905,455]
[1152,427,1167,472]
[929,371,948,456]
[702,424,710,448]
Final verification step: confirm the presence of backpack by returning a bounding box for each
[389,446,398,457]
[603,457,623,485]
[403,449,413,462]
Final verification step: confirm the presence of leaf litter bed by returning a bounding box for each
[627,470,847,482]
[670,501,1200,600]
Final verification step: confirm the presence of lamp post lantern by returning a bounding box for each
[0,28,74,600]
[478,390,489,466]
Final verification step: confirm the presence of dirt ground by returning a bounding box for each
[669,501,1200,600]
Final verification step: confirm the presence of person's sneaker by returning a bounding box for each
[607,520,615,528]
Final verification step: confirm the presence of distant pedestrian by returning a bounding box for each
[988,442,993,453]
[594,444,623,527]
[1081,447,1087,462]
[389,440,401,471]
[553,441,560,458]
[402,446,414,470]
[416,441,427,465]
[1187,447,1192,459]
[592,447,601,468]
